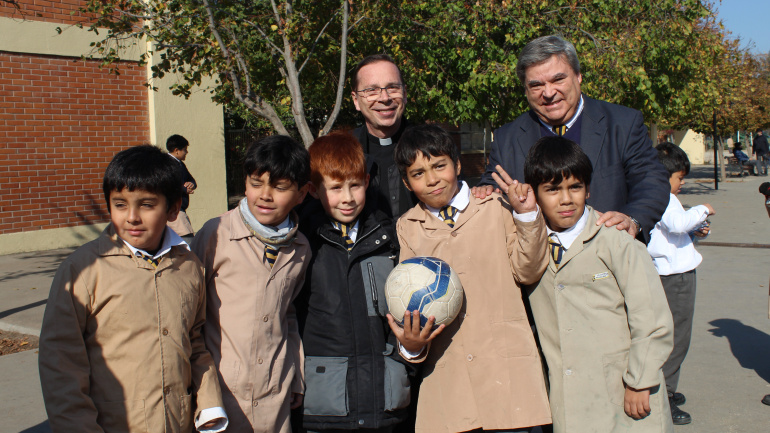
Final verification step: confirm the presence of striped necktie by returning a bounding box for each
[552,125,567,136]
[137,252,159,268]
[438,205,457,228]
[548,234,566,265]
[332,221,354,251]
[264,244,279,268]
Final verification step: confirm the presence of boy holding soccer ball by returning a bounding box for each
[390,124,551,432]
[523,136,674,433]
[295,132,415,432]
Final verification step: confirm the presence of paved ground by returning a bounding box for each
[1,165,769,433]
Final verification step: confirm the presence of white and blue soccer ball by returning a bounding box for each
[385,256,463,327]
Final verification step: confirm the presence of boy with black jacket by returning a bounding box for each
[297,131,413,432]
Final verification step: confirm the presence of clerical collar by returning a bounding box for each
[379,137,393,146]
[546,205,589,250]
[538,95,584,131]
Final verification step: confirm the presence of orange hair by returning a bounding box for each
[309,131,367,187]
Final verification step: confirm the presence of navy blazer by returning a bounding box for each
[479,96,669,243]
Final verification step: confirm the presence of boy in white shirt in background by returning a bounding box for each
[647,142,715,426]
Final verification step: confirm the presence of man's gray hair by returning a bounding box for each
[516,35,581,84]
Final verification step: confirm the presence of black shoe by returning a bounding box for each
[669,398,692,425]
[763,395,770,406]
[670,392,686,406]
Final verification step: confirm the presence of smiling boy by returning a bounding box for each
[523,136,674,433]
[391,124,551,433]
[191,136,310,433]
[295,132,413,432]
[39,145,226,432]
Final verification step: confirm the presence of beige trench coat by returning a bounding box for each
[192,209,309,433]
[527,208,674,433]
[39,225,223,432]
[397,193,551,433]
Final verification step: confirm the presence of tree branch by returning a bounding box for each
[320,0,350,136]
[298,9,341,74]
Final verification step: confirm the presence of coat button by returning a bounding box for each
[258,358,263,364]
[391,196,396,200]
[382,235,387,239]
[164,386,171,394]
[162,329,169,336]
[375,240,381,244]
[263,315,269,322]
[467,354,473,362]
[557,284,565,290]
[565,369,573,376]
[252,400,259,407]
[451,232,457,237]
[358,420,365,425]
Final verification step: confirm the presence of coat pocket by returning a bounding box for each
[360,256,394,317]
[180,393,192,432]
[383,355,411,411]
[303,356,349,416]
[602,350,629,407]
[94,399,148,432]
[582,272,624,310]
[492,318,535,358]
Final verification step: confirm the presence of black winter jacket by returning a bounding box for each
[296,200,414,430]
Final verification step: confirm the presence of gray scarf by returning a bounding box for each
[238,198,298,248]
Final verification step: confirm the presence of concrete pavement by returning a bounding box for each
[1,165,769,432]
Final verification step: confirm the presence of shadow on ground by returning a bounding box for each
[708,318,770,384]
[0,250,71,284]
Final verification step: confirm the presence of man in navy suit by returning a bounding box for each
[478,35,669,242]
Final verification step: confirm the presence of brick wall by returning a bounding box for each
[0,51,149,234]
[0,0,91,25]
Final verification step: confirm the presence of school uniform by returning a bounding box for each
[527,206,674,433]
[647,193,710,396]
[192,207,310,433]
[39,225,224,433]
[396,183,551,433]
[297,200,413,431]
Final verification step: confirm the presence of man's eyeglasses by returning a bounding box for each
[355,84,404,101]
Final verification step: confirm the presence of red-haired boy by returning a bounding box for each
[295,131,415,432]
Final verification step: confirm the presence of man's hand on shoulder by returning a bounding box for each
[470,184,498,199]
[596,211,638,237]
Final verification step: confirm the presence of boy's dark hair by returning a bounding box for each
[103,144,183,211]
[524,136,593,190]
[394,124,460,180]
[656,142,691,176]
[166,134,189,152]
[351,54,403,91]
[244,135,310,187]
[734,142,743,150]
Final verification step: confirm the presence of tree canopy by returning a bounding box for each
[75,0,770,144]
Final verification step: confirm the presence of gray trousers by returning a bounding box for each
[660,270,697,396]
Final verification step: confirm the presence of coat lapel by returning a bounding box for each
[579,97,607,165]
[554,207,602,271]
[516,112,542,167]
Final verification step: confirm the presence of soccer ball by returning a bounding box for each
[385,256,463,328]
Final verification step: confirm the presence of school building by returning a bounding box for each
[0,1,228,254]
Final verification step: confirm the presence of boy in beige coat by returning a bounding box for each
[192,136,310,433]
[39,145,226,432]
[523,136,674,433]
[389,125,551,433]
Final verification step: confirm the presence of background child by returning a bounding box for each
[647,142,715,425]
[523,136,674,433]
[192,136,310,433]
[39,144,226,432]
[296,131,414,432]
[166,134,197,242]
[390,124,551,433]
